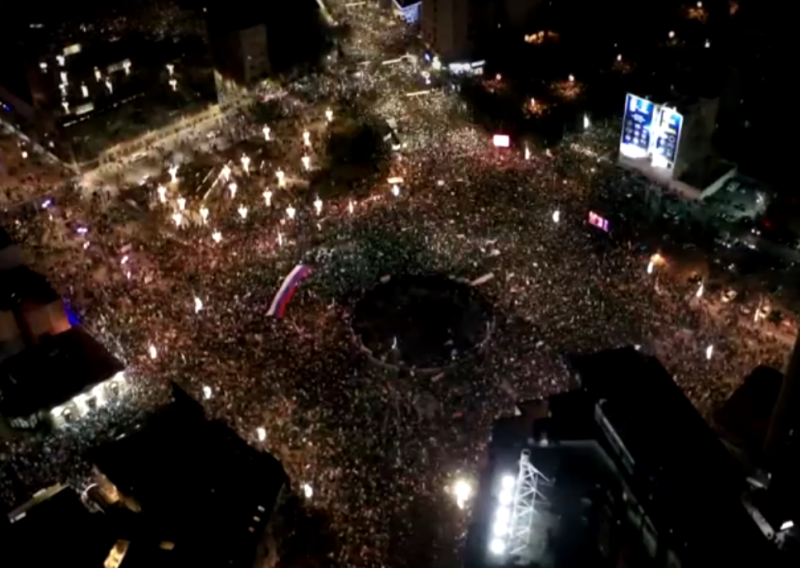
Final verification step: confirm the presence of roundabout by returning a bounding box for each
[351,273,494,372]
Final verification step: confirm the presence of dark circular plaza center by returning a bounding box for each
[351,274,493,371]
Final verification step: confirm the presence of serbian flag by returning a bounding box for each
[267,264,312,318]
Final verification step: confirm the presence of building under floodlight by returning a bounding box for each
[0,385,290,568]
[464,347,786,567]
[0,229,124,434]
[0,326,125,432]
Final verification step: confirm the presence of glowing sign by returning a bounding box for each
[651,106,683,168]
[620,93,684,172]
[493,134,510,148]
[620,94,655,158]
[588,211,609,231]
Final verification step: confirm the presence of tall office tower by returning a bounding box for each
[207,5,271,98]
[422,0,496,62]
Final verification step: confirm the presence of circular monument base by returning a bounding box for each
[351,274,493,373]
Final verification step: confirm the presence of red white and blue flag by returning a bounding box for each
[267,264,312,318]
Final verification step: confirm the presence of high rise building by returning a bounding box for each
[207,6,271,97]
[422,0,496,62]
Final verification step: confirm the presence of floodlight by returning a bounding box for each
[489,538,505,555]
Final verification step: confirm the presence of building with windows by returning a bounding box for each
[0,13,215,168]
[209,21,271,95]
[206,3,272,99]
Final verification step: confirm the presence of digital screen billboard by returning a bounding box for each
[620,94,655,158]
[620,94,683,172]
[493,134,510,148]
[651,106,683,168]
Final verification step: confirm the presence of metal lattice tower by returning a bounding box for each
[506,449,549,559]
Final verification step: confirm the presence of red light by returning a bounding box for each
[492,134,510,148]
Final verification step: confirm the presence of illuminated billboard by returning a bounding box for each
[588,211,610,232]
[651,106,683,169]
[620,94,655,159]
[619,94,683,172]
[493,134,510,148]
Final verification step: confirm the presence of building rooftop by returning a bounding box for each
[2,485,116,568]
[464,347,782,567]
[701,172,770,220]
[0,266,59,311]
[89,386,288,567]
[1,386,287,567]
[571,347,775,565]
[0,326,123,418]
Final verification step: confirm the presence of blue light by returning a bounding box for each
[66,309,80,326]
[64,301,81,326]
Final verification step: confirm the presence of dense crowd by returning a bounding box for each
[0,2,794,567]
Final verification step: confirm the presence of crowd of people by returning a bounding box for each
[0,2,794,567]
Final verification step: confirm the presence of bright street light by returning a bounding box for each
[453,479,473,509]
